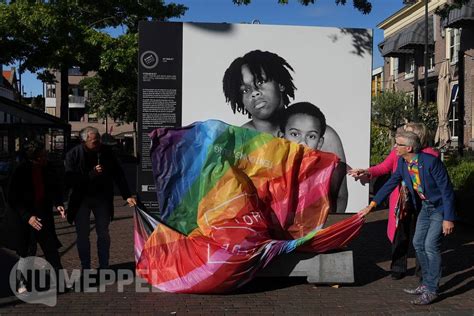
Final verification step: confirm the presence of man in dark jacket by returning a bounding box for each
[65,127,136,270]
[8,140,66,293]
[360,131,455,305]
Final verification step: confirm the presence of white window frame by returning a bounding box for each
[448,83,459,139]
[404,56,415,79]
[449,28,461,65]
[422,52,435,74]
[391,57,399,82]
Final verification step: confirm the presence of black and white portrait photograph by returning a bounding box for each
[138,22,373,213]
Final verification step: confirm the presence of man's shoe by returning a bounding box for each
[403,285,427,295]
[391,272,405,280]
[16,279,27,295]
[16,273,28,295]
[411,291,438,305]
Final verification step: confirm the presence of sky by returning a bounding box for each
[14,0,405,97]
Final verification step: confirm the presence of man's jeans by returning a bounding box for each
[413,201,443,293]
[75,196,111,269]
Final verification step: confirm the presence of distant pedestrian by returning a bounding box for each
[65,127,136,270]
[360,131,455,305]
[7,140,66,294]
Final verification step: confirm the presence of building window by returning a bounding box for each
[450,28,461,64]
[45,84,56,98]
[68,85,85,97]
[391,58,399,82]
[428,52,435,71]
[405,56,415,79]
[422,52,435,73]
[88,113,98,123]
[69,108,86,122]
[448,84,459,138]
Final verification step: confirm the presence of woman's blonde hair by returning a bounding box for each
[404,122,429,147]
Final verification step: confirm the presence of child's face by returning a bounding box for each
[282,113,324,150]
[240,64,285,120]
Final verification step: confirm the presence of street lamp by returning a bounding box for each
[423,0,429,109]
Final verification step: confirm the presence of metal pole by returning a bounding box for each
[413,50,420,121]
[458,49,464,156]
[424,0,429,106]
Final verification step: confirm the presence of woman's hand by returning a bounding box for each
[28,216,42,231]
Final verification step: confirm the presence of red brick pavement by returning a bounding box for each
[1,197,473,315]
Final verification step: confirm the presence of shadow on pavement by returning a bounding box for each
[235,277,308,294]
[347,213,393,285]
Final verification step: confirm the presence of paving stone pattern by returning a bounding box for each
[1,197,473,315]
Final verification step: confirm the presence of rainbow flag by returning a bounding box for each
[135,120,364,293]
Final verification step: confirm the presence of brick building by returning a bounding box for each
[378,0,474,150]
[44,68,136,156]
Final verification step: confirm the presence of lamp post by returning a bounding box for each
[424,0,429,109]
[403,0,430,121]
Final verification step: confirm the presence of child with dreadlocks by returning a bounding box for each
[223,50,295,136]
[223,50,348,212]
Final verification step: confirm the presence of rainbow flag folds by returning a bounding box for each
[135,120,364,293]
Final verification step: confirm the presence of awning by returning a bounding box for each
[378,33,414,57]
[443,0,474,28]
[397,15,434,50]
[378,16,433,57]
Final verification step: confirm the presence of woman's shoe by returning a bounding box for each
[403,285,427,295]
[411,291,438,305]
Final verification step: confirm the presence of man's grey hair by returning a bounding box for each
[396,131,422,153]
[79,126,100,142]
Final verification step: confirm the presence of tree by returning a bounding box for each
[372,91,413,140]
[0,0,187,122]
[233,0,372,14]
[371,91,439,164]
[80,32,138,123]
[418,100,438,145]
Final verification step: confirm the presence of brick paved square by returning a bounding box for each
[1,198,473,314]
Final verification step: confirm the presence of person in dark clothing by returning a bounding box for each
[65,127,136,270]
[7,140,66,294]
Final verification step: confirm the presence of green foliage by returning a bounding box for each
[232,0,372,14]
[0,1,187,122]
[445,155,474,191]
[370,122,391,165]
[372,90,412,137]
[371,90,439,164]
[81,33,138,122]
[418,101,438,144]
[445,154,474,223]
